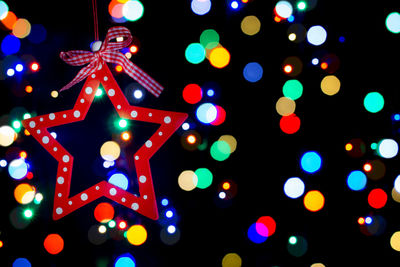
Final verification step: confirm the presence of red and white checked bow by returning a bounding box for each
[59,26,163,97]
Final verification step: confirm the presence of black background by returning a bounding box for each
[1,0,400,266]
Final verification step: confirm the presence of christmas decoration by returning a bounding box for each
[21,26,187,220]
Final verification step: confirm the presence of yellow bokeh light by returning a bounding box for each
[345,143,353,151]
[288,33,297,41]
[218,135,237,153]
[276,96,296,116]
[0,125,17,147]
[51,90,59,98]
[100,141,121,161]
[240,15,261,36]
[320,75,341,96]
[390,231,400,251]
[209,47,230,69]
[178,170,198,191]
[392,187,400,203]
[222,253,242,267]
[126,225,147,246]
[14,183,36,204]
[303,190,325,212]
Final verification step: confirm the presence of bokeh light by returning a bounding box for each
[282,79,303,100]
[222,253,242,267]
[12,258,31,267]
[390,231,400,251]
[209,47,230,68]
[200,29,220,49]
[178,170,198,191]
[194,167,213,189]
[368,188,387,209]
[0,125,17,147]
[364,92,384,113]
[126,225,147,246]
[300,151,322,173]
[280,114,301,134]
[122,0,144,22]
[303,190,325,212]
[108,173,129,190]
[1,34,21,55]
[12,18,31,39]
[14,183,36,204]
[377,139,398,159]
[247,223,267,243]
[256,216,276,237]
[240,15,261,36]
[219,135,237,153]
[287,235,308,257]
[275,1,293,19]
[185,43,206,64]
[191,0,212,15]
[210,140,231,161]
[386,12,400,34]
[196,103,217,124]
[276,96,296,116]
[284,177,305,199]
[347,170,367,191]
[320,75,341,96]
[43,233,64,255]
[243,62,263,82]
[115,253,136,267]
[94,202,115,223]
[183,84,203,104]
[0,1,8,19]
[307,25,327,46]
[8,158,28,179]
[100,141,121,161]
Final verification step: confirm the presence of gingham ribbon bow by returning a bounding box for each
[59,26,163,97]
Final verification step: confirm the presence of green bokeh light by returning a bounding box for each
[210,140,231,161]
[364,92,384,113]
[200,29,220,49]
[282,79,303,100]
[194,168,213,189]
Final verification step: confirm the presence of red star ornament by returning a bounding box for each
[22,61,187,220]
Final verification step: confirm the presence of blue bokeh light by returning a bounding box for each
[300,151,322,173]
[115,253,136,267]
[347,170,367,191]
[243,62,263,83]
[108,173,129,190]
[247,222,268,244]
[1,34,21,55]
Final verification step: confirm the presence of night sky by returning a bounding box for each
[1,0,400,266]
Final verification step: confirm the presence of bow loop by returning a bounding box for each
[59,26,163,97]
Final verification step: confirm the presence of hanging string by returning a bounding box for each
[92,0,99,40]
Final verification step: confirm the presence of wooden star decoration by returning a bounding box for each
[22,61,187,220]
